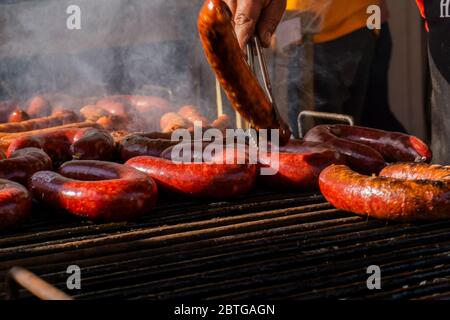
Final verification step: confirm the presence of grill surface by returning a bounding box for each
[1,190,450,300]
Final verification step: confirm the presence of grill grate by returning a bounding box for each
[1,190,449,300]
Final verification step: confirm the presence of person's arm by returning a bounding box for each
[223,0,287,48]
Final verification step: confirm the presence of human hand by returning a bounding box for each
[223,0,287,49]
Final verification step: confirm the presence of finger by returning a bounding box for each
[233,0,266,49]
[256,0,287,47]
[222,0,237,17]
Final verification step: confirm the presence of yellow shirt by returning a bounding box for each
[286,0,380,43]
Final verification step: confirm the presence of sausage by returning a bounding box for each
[0,110,79,133]
[198,0,291,145]
[126,155,256,199]
[319,165,450,222]
[96,97,130,120]
[8,109,30,123]
[7,127,115,165]
[305,125,432,163]
[129,96,171,114]
[0,122,102,152]
[178,105,210,125]
[304,126,386,174]
[0,179,32,230]
[259,140,346,190]
[119,134,179,161]
[96,115,128,131]
[0,148,52,185]
[26,96,52,118]
[380,163,450,181]
[160,112,194,133]
[29,161,158,222]
[80,105,111,121]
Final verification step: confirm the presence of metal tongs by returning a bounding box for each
[246,36,284,131]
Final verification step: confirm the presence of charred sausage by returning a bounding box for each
[0,148,52,185]
[319,165,450,222]
[119,134,179,161]
[305,125,432,163]
[7,127,115,165]
[0,179,32,230]
[304,125,387,174]
[29,161,158,222]
[126,155,256,199]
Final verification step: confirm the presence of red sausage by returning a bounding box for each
[29,161,158,222]
[0,110,79,133]
[126,155,256,199]
[8,109,30,123]
[7,127,115,165]
[319,165,450,222]
[0,179,32,230]
[380,163,450,181]
[305,125,432,163]
[259,140,346,190]
[0,148,52,185]
[198,0,291,145]
[96,97,130,120]
[129,96,171,114]
[304,125,386,174]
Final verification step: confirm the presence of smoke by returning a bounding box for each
[0,0,209,113]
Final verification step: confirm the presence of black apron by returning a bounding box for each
[424,0,450,163]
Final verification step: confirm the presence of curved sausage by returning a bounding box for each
[26,96,52,118]
[0,110,79,133]
[198,0,291,145]
[319,165,450,222]
[380,163,450,181]
[8,109,30,123]
[126,155,256,199]
[160,112,194,133]
[305,125,432,163]
[29,161,158,222]
[0,148,52,185]
[0,179,32,230]
[178,105,210,125]
[259,140,346,190]
[304,126,386,174]
[7,127,115,165]
[119,134,179,161]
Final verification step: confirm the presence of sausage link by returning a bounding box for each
[306,125,432,163]
[80,105,110,121]
[319,165,450,222]
[211,114,232,130]
[198,0,291,145]
[126,155,256,199]
[0,179,32,230]
[259,140,346,190]
[178,105,210,125]
[26,96,52,118]
[8,109,30,123]
[0,110,79,133]
[119,134,178,161]
[304,125,386,174]
[160,112,193,133]
[7,127,115,165]
[0,148,52,185]
[380,163,450,181]
[29,161,158,222]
